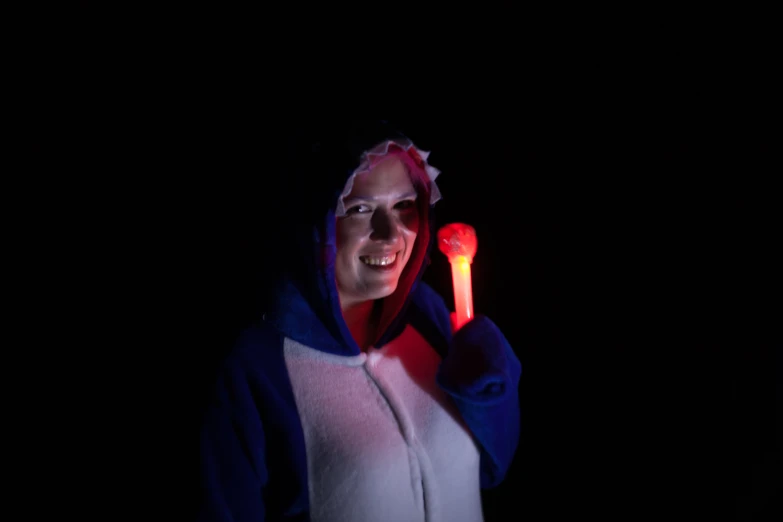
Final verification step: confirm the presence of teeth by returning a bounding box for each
[361,253,397,266]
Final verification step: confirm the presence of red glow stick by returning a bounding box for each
[437,223,478,331]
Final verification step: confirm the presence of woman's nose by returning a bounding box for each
[370,209,400,242]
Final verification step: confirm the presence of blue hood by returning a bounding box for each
[265,121,439,357]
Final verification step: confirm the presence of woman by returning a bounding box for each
[198,121,521,521]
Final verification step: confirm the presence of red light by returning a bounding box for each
[437,223,477,331]
[437,222,478,263]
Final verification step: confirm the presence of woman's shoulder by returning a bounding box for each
[410,281,450,320]
[407,281,453,355]
[411,280,447,307]
[219,317,286,373]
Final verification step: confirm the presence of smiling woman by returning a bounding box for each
[336,155,420,306]
[197,120,522,522]
[336,153,425,351]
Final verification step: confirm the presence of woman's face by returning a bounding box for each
[335,155,419,310]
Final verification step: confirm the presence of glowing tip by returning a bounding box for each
[437,222,478,263]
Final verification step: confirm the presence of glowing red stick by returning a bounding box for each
[437,223,478,331]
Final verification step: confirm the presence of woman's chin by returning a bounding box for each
[365,282,399,302]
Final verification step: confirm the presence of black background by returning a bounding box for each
[69,109,775,520]
[134,116,773,520]
[34,6,777,518]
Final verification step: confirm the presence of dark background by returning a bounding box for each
[40,6,776,518]
[91,116,775,520]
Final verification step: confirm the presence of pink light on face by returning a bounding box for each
[437,223,477,331]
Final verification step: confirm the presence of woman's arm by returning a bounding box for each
[436,314,522,489]
[410,282,522,489]
[198,364,269,521]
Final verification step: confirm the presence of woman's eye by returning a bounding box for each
[395,199,416,210]
[346,204,371,214]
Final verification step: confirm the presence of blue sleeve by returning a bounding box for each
[410,283,522,489]
[198,361,269,521]
[435,314,522,489]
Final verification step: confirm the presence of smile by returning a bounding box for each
[360,253,398,266]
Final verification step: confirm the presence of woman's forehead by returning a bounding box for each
[333,138,441,217]
[346,155,415,197]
